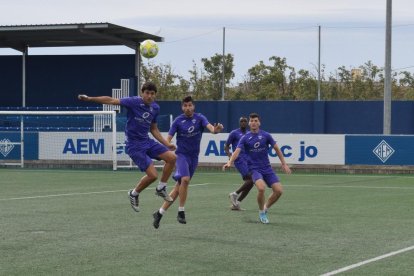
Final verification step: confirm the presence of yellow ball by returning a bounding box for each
[139,39,159,59]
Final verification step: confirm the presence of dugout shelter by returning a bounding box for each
[0,23,164,106]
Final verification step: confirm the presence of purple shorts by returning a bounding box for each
[126,139,168,172]
[234,157,250,179]
[251,166,280,188]
[172,153,198,184]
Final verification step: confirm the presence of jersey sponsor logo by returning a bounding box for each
[134,112,152,124]
[188,126,195,133]
[0,138,14,157]
[254,142,260,148]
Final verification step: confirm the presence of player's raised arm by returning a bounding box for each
[78,94,120,105]
[273,144,292,174]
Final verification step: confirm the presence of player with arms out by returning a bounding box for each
[152,96,223,229]
[224,117,254,210]
[78,81,176,212]
[223,113,291,224]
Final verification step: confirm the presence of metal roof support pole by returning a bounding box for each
[22,45,28,107]
[135,44,141,96]
[221,27,225,101]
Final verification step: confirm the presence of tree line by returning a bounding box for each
[141,54,414,101]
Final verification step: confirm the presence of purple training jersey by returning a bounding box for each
[237,130,276,170]
[120,96,160,144]
[226,128,248,160]
[169,113,209,157]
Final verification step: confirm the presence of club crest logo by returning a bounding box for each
[0,138,15,157]
[373,140,395,163]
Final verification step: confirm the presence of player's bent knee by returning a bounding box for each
[164,152,177,164]
[257,187,265,194]
[163,152,176,163]
[273,184,283,196]
[181,177,190,186]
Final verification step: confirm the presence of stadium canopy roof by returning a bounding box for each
[0,23,163,103]
[0,22,163,52]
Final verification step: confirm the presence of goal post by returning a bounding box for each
[0,110,117,170]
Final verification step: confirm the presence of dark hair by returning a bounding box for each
[239,116,248,122]
[249,113,260,120]
[182,95,193,104]
[141,81,157,93]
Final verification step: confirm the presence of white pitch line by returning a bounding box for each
[320,245,414,276]
[0,183,215,201]
[199,172,414,179]
[288,184,414,190]
[2,182,413,202]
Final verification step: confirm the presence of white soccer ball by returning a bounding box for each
[139,39,159,59]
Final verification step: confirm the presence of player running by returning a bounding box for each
[223,113,291,224]
[224,117,254,210]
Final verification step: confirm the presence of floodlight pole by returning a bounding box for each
[221,27,226,101]
[383,0,392,134]
[317,25,321,101]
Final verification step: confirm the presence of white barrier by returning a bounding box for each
[38,132,345,165]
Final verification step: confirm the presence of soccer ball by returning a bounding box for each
[139,39,159,59]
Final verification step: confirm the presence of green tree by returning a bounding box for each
[398,71,414,99]
[201,53,235,100]
[141,62,188,100]
[289,69,318,100]
[243,56,294,100]
[187,61,214,100]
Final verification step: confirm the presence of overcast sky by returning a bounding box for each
[1,0,413,83]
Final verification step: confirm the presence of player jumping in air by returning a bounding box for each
[78,81,176,212]
[152,96,223,229]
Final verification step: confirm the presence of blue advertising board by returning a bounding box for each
[0,132,38,160]
[345,135,414,165]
